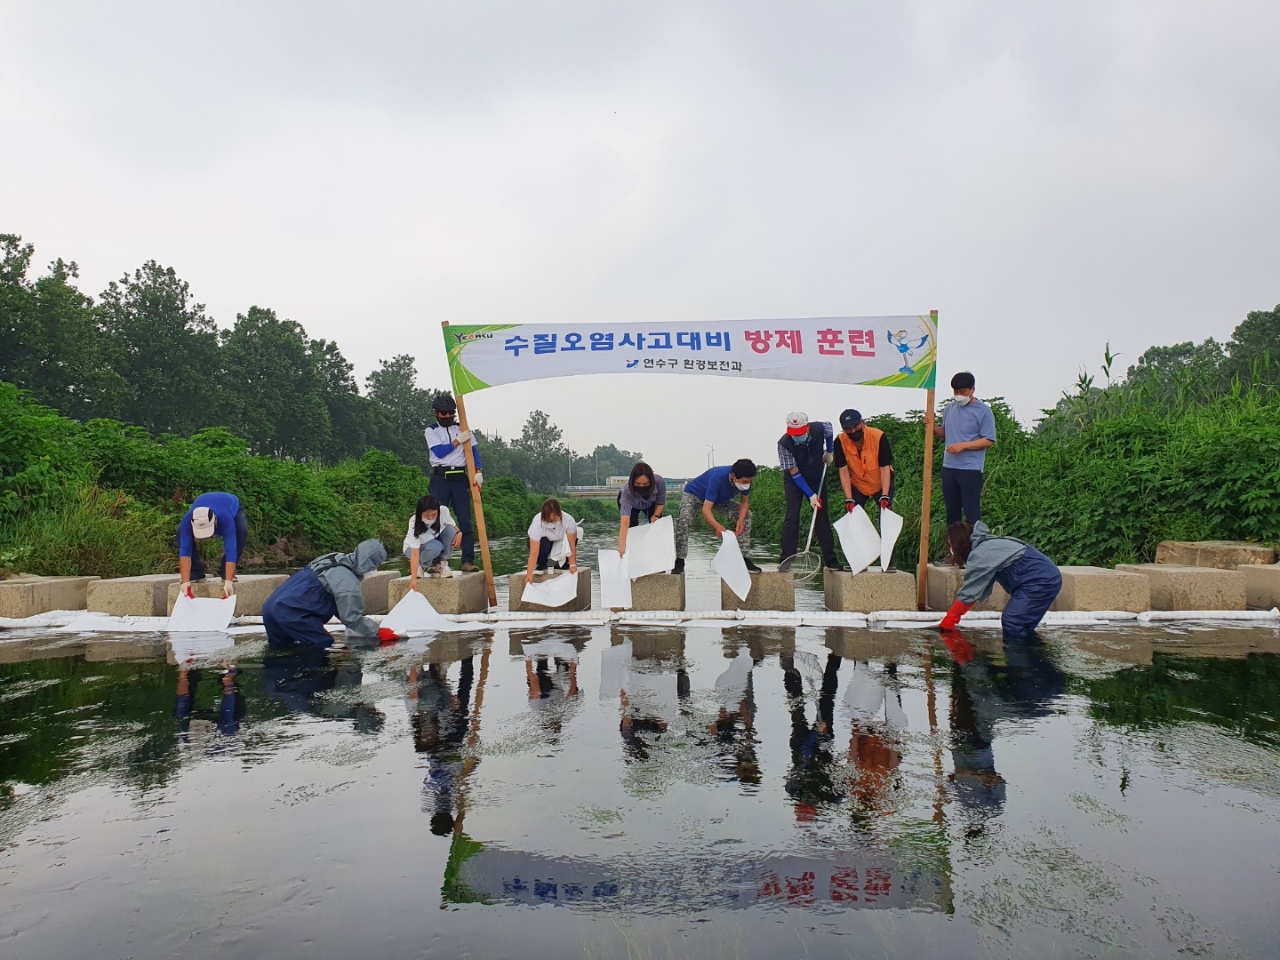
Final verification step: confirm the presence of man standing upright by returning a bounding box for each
[778,412,843,573]
[933,371,996,525]
[424,394,482,572]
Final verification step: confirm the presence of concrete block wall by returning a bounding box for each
[166,575,288,617]
[1051,566,1151,613]
[1236,564,1280,610]
[388,573,488,615]
[722,572,795,611]
[86,575,179,617]
[1114,564,1247,611]
[618,573,685,611]
[508,570,592,612]
[824,570,917,613]
[1155,540,1276,569]
[0,576,99,619]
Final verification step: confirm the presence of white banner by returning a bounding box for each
[443,315,937,395]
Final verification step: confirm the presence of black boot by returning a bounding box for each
[673,557,685,574]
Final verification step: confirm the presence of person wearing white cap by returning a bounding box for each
[177,491,248,598]
[777,412,843,573]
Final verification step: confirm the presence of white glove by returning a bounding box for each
[809,494,822,510]
[222,579,235,598]
[823,451,835,465]
[473,470,483,488]
[455,429,473,443]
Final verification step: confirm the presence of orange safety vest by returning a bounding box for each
[836,425,892,497]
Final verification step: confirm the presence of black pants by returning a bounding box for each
[535,537,569,571]
[849,474,896,509]
[187,507,249,581]
[429,471,474,563]
[780,473,839,566]
[942,467,984,525]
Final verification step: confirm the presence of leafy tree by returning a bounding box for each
[0,235,123,419]
[1225,304,1280,390]
[97,261,220,435]
[218,307,332,459]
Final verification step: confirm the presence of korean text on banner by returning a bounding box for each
[443,315,938,396]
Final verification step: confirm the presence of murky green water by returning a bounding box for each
[3,539,1279,958]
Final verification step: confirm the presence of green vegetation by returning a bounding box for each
[2,227,1277,576]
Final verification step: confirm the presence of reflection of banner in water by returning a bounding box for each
[444,847,952,912]
[443,315,938,396]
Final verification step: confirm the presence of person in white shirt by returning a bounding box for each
[403,495,462,587]
[524,499,579,585]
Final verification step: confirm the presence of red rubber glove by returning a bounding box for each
[183,583,196,599]
[844,499,856,513]
[938,600,972,631]
[376,627,400,643]
[878,495,891,511]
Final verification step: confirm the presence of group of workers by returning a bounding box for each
[172,370,1061,647]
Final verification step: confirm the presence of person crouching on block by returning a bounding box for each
[525,499,579,586]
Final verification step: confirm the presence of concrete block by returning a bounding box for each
[823,628,915,662]
[1155,540,1276,569]
[360,570,400,615]
[925,563,1008,612]
[389,573,488,615]
[86,574,179,617]
[1114,564,1247,611]
[1051,566,1151,613]
[167,574,288,617]
[619,573,686,611]
[507,570,592,612]
[721,572,795,611]
[824,570,917,613]
[1237,563,1280,610]
[0,575,99,618]
[614,627,685,661]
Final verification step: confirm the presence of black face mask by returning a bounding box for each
[848,429,864,441]
[633,484,652,499]
[437,415,455,427]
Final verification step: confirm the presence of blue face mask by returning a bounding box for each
[793,432,809,444]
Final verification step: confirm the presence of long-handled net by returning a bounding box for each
[780,462,828,583]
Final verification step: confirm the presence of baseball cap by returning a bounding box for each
[191,507,217,539]
[786,411,810,436]
[839,409,863,429]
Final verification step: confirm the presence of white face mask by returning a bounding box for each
[734,482,752,493]
[953,394,972,406]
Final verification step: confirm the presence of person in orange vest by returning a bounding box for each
[834,407,895,517]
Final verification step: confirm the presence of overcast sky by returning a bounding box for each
[3,1,1278,477]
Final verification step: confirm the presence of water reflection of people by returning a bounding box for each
[708,665,761,787]
[174,664,245,740]
[407,657,474,836]
[262,647,384,732]
[944,633,1066,832]
[782,652,844,818]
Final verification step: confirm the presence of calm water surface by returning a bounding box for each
[3,537,1279,959]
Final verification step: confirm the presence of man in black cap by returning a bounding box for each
[424,394,482,572]
[834,408,895,515]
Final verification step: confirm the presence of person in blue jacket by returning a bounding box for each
[263,540,388,648]
[177,491,248,596]
[938,522,1062,639]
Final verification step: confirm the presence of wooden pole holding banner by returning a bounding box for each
[442,322,497,609]
[915,309,939,611]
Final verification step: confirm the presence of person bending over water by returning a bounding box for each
[938,522,1062,639]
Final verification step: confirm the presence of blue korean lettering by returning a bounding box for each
[505,335,530,356]
[533,333,557,354]
[591,332,614,351]
[562,332,586,351]
[620,332,646,349]
[706,331,731,351]
[649,331,673,350]
[677,331,702,351]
